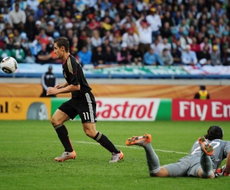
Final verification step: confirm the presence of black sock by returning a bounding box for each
[93,132,120,154]
[55,125,73,152]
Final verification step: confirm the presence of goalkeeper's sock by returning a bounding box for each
[93,132,120,154]
[200,152,213,177]
[143,143,160,175]
[54,125,73,152]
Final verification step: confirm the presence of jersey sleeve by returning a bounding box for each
[66,57,79,85]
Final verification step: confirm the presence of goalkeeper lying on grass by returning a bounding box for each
[126,126,230,178]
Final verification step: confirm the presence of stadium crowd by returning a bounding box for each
[0,0,229,67]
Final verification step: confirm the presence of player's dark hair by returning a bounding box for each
[54,37,69,52]
[205,126,223,140]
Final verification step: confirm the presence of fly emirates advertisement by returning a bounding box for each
[172,99,230,121]
[96,98,160,121]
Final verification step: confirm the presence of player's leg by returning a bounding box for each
[82,122,124,163]
[144,143,169,177]
[51,108,76,162]
[197,137,215,178]
[80,92,123,163]
[126,134,169,177]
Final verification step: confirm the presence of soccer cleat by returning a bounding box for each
[109,151,124,163]
[198,137,214,156]
[126,134,152,146]
[215,165,229,177]
[54,150,77,162]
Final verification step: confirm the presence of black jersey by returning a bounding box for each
[62,55,92,98]
[41,71,56,90]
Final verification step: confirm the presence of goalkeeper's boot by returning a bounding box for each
[198,137,214,156]
[126,134,152,146]
[54,150,77,162]
[109,151,124,163]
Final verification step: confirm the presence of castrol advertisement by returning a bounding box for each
[96,98,160,121]
[172,99,230,121]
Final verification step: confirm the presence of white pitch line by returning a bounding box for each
[75,141,188,155]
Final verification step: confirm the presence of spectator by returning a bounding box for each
[26,0,39,13]
[172,9,183,26]
[12,28,21,44]
[5,33,15,49]
[121,27,139,50]
[0,30,6,49]
[101,16,113,34]
[194,85,210,100]
[198,45,211,65]
[102,30,113,44]
[91,29,103,50]
[70,36,79,56]
[117,43,131,64]
[77,46,92,66]
[40,65,56,97]
[200,37,212,53]
[46,21,55,37]
[36,28,50,46]
[0,0,228,66]
[110,30,122,54]
[11,42,26,63]
[160,22,172,39]
[190,37,202,58]
[146,7,162,41]
[0,14,5,32]
[210,45,222,65]
[161,11,174,27]
[181,45,198,65]
[103,45,117,65]
[136,17,152,56]
[24,14,36,42]
[161,48,173,65]
[171,44,182,64]
[180,32,192,50]
[130,45,143,66]
[222,48,230,66]
[152,37,171,55]
[8,3,26,32]
[0,44,12,60]
[77,30,89,51]
[143,48,163,66]
[119,9,136,30]
[92,46,104,66]
[87,18,100,32]
[36,43,52,64]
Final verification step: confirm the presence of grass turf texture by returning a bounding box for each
[0,120,229,190]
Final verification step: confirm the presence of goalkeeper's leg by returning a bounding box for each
[126,134,169,177]
[197,137,215,178]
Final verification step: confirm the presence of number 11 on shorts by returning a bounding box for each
[83,112,90,120]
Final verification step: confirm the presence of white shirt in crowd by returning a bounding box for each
[8,6,26,26]
[122,32,139,48]
[146,13,162,32]
[136,19,152,44]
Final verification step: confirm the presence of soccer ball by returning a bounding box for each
[0,57,18,74]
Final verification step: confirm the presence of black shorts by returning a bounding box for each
[58,92,97,123]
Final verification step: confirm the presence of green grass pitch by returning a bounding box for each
[0,120,229,190]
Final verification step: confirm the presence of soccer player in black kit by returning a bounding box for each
[47,37,124,163]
